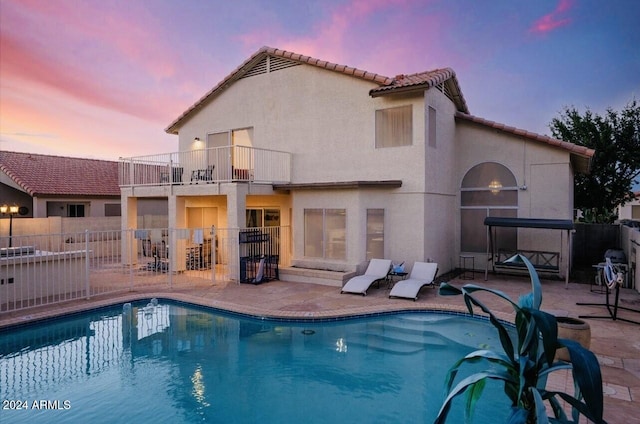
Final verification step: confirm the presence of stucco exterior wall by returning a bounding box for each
[32,197,121,218]
[618,196,640,220]
[422,86,460,272]
[177,65,427,192]
[455,121,575,276]
[456,121,574,218]
[155,58,582,279]
[290,188,423,272]
[173,63,452,272]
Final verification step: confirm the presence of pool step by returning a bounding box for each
[348,319,459,355]
[395,315,506,351]
[278,267,355,287]
[347,314,505,355]
[347,332,448,354]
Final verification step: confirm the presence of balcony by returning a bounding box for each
[119,146,291,187]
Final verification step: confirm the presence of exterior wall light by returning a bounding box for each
[0,204,20,247]
[193,137,204,150]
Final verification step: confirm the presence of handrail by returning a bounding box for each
[118,146,291,187]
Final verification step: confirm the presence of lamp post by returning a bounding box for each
[0,204,19,248]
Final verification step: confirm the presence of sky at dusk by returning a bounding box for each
[1,0,639,167]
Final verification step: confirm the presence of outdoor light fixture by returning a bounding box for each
[193,137,204,149]
[488,180,502,194]
[0,204,20,247]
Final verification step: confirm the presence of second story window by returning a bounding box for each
[375,105,412,148]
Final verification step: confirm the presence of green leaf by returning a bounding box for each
[438,282,462,296]
[462,291,516,362]
[506,406,529,424]
[518,312,538,356]
[459,283,521,311]
[434,371,516,424]
[527,309,559,366]
[558,339,605,421]
[529,387,550,424]
[465,377,486,423]
[522,255,543,309]
[518,354,529,402]
[550,391,606,424]
[443,349,513,394]
[539,362,572,380]
[518,292,534,309]
[503,254,542,309]
[546,395,568,421]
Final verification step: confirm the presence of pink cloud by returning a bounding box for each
[237,0,446,77]
[1,33,176,123]
[11,0,178,81]
[0,0,193,125]
[530,0,574,34]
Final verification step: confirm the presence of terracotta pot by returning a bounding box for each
[555,316,591,362]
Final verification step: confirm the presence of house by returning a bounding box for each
[617,192,640,221]
[0,150,166,219]
[0,151,122,218]
[118,46,594,284]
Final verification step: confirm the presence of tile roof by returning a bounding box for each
[0,151,120,197]
[165,46,468,134]
[163,46,587,172]
[454,112,594,173]
[369,69,469,112]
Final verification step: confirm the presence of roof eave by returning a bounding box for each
[455,112,594,174]
[273,180,402,191]
[166,46,394,134]
[369,84,430,98]
[571,155,592,175]
[369,75,470,114]
[165,48,270,135]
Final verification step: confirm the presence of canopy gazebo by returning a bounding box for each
[484,217,574,287]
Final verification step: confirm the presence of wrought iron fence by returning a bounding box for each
[1,226,292,313]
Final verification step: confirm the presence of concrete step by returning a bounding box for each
[278,267,355,287]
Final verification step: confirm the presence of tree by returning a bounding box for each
[549,100,640,223]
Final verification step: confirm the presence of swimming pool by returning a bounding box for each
[0,300,511,423]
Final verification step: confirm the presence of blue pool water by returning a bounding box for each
[0,301,511,423]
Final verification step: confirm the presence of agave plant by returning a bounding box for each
[434,254,606,424]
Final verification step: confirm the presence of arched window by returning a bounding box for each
[461,162,518,253]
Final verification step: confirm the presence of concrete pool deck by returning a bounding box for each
[1,273,639,422]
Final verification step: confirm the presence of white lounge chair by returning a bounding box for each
[389,262,438,301]
[341,259,392,296]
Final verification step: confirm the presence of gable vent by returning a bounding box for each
[435,82,454,103]
[241,57,268,79]
[268,56,300,72]
[240,55,300,80]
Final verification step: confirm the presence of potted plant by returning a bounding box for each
[434,254,606,424]
[555,316,591,362]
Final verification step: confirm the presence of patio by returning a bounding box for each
[1,273,638,422]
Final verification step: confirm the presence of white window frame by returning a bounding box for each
[375,105,412,148]
[304,209,346,260]
[460,163,518,253]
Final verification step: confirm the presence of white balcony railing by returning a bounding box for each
[119,146,291,187]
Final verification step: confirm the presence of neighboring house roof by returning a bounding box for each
[0,150,120,197]
[165,46,469,134]
[454,112,594,173]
